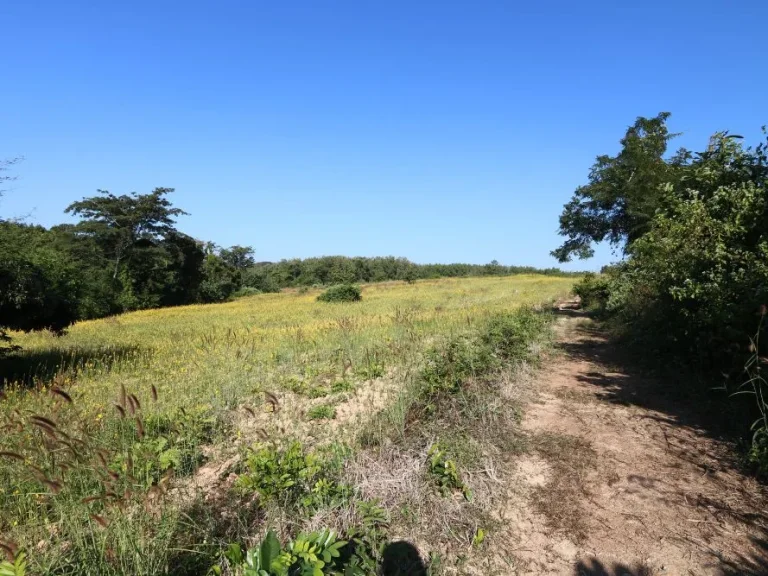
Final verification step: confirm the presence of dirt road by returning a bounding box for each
[506,313,768,575]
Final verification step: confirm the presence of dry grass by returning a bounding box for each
[530,432,597,542]
[0,275,572,574]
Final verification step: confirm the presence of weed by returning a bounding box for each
[237,441,350,512]
[426,443,472,501]
[308,404,337,420]
[330,379,355,394]
[217,529,349,576]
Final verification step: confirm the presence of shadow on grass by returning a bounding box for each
[382,541,427,576]
[0,343,144,389]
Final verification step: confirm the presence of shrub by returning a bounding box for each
[236,441,350,511]
[317,285,362,303]
[231,286,262,298]
[572,272,611,311]
[426,443,472,501]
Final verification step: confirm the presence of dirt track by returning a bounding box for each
[506,313,768,575]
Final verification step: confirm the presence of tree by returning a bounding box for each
[0,223,79,342]
[0,160,79,343]
[65,188,188,279]
[552,113,688,262]
[219,245,255,270]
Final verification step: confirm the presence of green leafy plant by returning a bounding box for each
[237,442,350,511]
[426,443,472,501]
[330,379,355,394]
[356,348,385,379]
[317,285,362,303]
[307,404,337,420]
[571,273,610,311]
[218,529,349,576]
[0,552,26,576]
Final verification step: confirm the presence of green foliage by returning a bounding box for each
[241,266,282,294]
[218,529,354,576]
[571,272,611,311]
[552,112,685,262]
[426,443,472,501]
[199,253,240,303]
[481,307,551,363]
[219,245,255,270]
[601,131,768,366]
[421,335,488,397]
[307,404,337,420]
[217,499,390,576]
[233,287,264,298]
[317,285,362,303]
[237,442,350,511]
[258,256,577,290]
[65,187,188,281]
[0,552,26,576]
[557,115,768,465]
[738,313,768,477]
[356,348,384,379]
[0,222,80,338]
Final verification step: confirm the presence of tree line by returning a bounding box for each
[0,173,576,342]
[554,112,768,473]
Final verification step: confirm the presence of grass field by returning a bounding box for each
[0,275,572,575]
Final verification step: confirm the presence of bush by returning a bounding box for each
[317,284,362,303]
[572,272,611,311]
[231,286,262,298]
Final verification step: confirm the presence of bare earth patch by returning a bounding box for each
[503,311,768,576]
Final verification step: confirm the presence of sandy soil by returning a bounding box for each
[504,310,768,576]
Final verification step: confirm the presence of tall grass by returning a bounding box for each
[0,276,571,574]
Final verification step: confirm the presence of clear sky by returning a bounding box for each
[1,1,765,270]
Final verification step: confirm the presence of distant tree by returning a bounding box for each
[552,113,688,262]
[219,245,255,270]
[0,223,79,343]
[484,260,503,275]
[66,188,188,279]
[0,160,80,344]
[199,253,239,302]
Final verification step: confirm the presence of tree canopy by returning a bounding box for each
[552,113,686,262]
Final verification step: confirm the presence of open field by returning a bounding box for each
[0,275,571,575]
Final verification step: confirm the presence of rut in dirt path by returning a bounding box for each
[509,313,768,576]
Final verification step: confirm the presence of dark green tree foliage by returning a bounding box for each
[0,222,79,336]
[199,253,240,303]
[553,113,687,262]
[607,131,768,365]
[219,245,255,270]
[0,159,80,342]
[65,188,187,279]
[559,116,768,470]
[242,256,574,291]
[64,188,209,312]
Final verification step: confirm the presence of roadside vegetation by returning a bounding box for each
[0,276,568,575]
[554,112,768,475]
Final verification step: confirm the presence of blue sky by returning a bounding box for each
[1,1,765,270]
